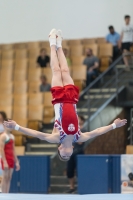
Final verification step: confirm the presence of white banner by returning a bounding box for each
[121,155,133,193]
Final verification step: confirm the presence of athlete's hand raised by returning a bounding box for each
[3,120,17,130]
[113,118,127,128]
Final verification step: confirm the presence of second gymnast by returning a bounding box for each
[3,29,127,161]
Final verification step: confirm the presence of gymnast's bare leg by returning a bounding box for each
[49,29,63,87]
[56,30,74,86]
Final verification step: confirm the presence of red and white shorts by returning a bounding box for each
[51,85,81,143]
[51,84,79,105]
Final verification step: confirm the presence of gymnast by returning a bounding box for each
[0,111,20,193]
[3,29,127,161]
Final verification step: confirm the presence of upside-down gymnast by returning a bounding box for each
[3,29,127,161]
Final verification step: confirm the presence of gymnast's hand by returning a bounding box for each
[3,120,17,130]
[113,118,127,128]
[15,161,20,171]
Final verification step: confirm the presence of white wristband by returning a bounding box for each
[112,123,116,129]
[15,124,20,131]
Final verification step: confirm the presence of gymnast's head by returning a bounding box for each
[0,111,11,133]
[57,144,73,161]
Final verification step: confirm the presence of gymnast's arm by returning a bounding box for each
[3,120,59,143]
[77,118,127,142]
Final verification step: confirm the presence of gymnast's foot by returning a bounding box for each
[56,29,63,49]
[49,28,57,47]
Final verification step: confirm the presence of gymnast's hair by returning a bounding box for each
[0,111,8,121]
[78,115,85,122]
[57,144,70,162]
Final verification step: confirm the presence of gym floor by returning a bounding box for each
[0,193,132,200]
